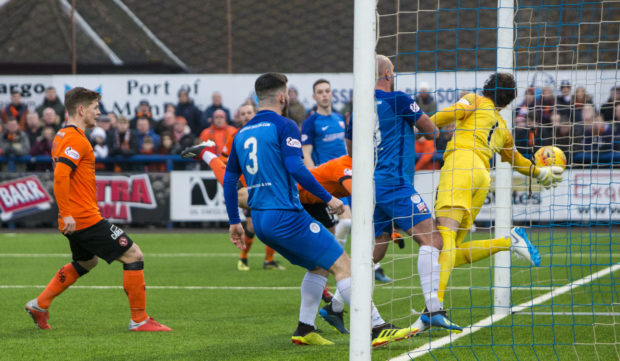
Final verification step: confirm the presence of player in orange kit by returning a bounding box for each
[25,87,171,332]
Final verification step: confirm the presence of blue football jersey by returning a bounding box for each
[227,110,304,211]
[301,112,347,165]
[345,90,424,186]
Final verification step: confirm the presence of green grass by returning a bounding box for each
[0,230,618,361]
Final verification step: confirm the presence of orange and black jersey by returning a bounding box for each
[51,125,102,231]
[299,155,352,205]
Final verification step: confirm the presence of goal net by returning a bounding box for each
[361,0,620,360]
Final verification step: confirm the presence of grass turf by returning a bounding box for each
[0,229,618,360]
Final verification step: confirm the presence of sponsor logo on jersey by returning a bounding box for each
[64,147,80,160]
[286,137,302,148]
[411,194,422,204]
[339,121,345,129]
[309,222,320,233]
[410,102,420,113]
[344,168,352,176]
[118,236,129,247]
[416,202,428,213]
[57,131,65,138]
[301,134,308,142]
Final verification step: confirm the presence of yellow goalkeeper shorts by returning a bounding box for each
[435,151,491,240]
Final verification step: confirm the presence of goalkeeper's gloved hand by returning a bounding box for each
[535,166,564,189]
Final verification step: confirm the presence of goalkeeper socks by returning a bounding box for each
[299,272,327,326]
[437,225,457,304]
[453,237,512,267]
[331,289,345,313]
[265,246,275,262]
[207,156,226,185]
[240,235,254,259]
[123,262,148,323]
[37,262,87,309]
[418,245,442,313]
[334,218,351,247]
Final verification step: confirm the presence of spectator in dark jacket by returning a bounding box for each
[176,89,203,137]
[600,85,620,122]
[170,116,195,154]
[571,86,594,123]
[201,91,231,127]
[555,80,573,121]
[155,111,176,135]
[29,126,56,171]
[36,87,65,120]
[24,112,42,147]
[41,107,60,132]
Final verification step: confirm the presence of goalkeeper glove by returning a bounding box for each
[535,166,563,189]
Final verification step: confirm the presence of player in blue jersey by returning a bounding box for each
[301,79,356,279]
[344,55,462,333]
[224,72,417,347]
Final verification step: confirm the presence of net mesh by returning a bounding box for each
[373,1,620,360]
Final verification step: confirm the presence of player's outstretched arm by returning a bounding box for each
[430,93,478,128]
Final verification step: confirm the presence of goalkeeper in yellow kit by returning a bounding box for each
[411,73,563,333]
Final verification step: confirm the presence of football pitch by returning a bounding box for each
[0,230,618,361]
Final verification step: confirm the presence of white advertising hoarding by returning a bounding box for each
[170,171,244,222]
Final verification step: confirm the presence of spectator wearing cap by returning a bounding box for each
[130,100,154,129]
[175,89,203,137]
[1,90,29,129]
[24,112,42,147]
[199,109,237,156]
[36,87,65,120]
[171,116,195,154]
[201,91,231,127]
[556,80,573,121]
[600,85,620,122]
[287,86,306,128]
[415,82,437,116]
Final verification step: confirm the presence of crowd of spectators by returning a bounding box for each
[1,82,619,172]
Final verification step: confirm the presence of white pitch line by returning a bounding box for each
[390,263,620,361]
[513,312,620,316]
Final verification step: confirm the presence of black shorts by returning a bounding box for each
[303,203,336,229]
[66,219,134,264]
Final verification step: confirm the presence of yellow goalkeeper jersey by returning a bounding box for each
[431,92,533,174]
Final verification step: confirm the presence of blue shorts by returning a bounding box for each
[373,183,432,237]
[251,209,345,271]
[341,196,352,207]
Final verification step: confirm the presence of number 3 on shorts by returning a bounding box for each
[244,136,258,174]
